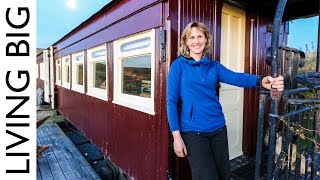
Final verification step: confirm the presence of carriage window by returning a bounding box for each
[93,61,106,89]
[87,44,107,101]
[71,52,85,93]
[122,55,151,98]
[120,37,151,52]
[62,55,71,89]
[55,59,62,86]
[113,29,155,115]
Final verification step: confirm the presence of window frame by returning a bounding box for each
[55,58,62,86]
[87,44,108,101]
[62,55,71,89]
[71,51,85,94]
[113,29,155,115]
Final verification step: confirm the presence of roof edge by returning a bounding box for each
[52,0,121,47]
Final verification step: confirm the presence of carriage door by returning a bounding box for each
[219,3,246,160]
[43,50,51,103]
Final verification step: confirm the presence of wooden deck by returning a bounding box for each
[37,122,101,180]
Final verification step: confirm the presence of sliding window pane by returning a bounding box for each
[93,61,106,89]
[122,55,151,98]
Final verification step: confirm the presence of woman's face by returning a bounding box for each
[186,27,207,58]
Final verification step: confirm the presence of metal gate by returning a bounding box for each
[254,0,320,179]
[255,72,320,179]
[255,0,320,179]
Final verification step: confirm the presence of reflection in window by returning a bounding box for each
[76,64,83,85]
[65,65,70,83]
[76,55,84,61]
[93,61,106,89]
[56,59,62,85]
[120,37,151,52]
[57,66,61,81]
[122,55,151,98]
[91,49,106,58]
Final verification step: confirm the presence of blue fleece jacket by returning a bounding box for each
[166,56,259,133]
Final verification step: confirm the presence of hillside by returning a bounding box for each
[298,51,317,73]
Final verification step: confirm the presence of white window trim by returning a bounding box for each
[55,58,62,86]
[87,44,108,101]
[36,64,39,79]
[40,62,45,80]
[71,51,85,94]
[62,55,71,89]
[113,29,155,115]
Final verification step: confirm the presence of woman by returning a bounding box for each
[166,21,284,180]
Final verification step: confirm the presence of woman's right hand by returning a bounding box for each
[172,131,187,157]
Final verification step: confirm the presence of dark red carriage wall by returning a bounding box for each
[242,7,287,156]
[167,0,222,179]
[54,1,170,179]
[52,0,288,179]
[36,53,44,90]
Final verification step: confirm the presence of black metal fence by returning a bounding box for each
[254,0,320,178]
[255,83,320,179]
[254,37,320,179]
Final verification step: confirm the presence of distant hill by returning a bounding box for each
[298,51,316,73]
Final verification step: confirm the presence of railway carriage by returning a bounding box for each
[36,0,319,179]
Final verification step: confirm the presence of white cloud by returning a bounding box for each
[66,0,78,10]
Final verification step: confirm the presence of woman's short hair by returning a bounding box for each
[179,21,212,58]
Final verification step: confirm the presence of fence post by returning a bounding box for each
[266,0,287,179]
[255,93,267,179]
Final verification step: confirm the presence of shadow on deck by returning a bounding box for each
[37,113,101,180]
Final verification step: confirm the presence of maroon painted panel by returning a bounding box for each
[242,11,287,156]
[54,4,162,59]
[55,0,160,52]
[55,26,169,179]
[56,74,167,179]
[177,0,221,61]
[52,0,290,179]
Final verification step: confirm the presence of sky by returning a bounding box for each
[37,0,111,48]
[37,1,319,52]
[287,16,319,51]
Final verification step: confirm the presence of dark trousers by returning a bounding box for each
[181,126,231,180]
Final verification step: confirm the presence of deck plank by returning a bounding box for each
[37,158,43,180]
[37,122,100,180]
[41,124,78,180]
[37,133,54,180]
[47,123,100,179]
[38,126,66,180]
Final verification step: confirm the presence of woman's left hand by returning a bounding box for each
[262,75,284,91]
